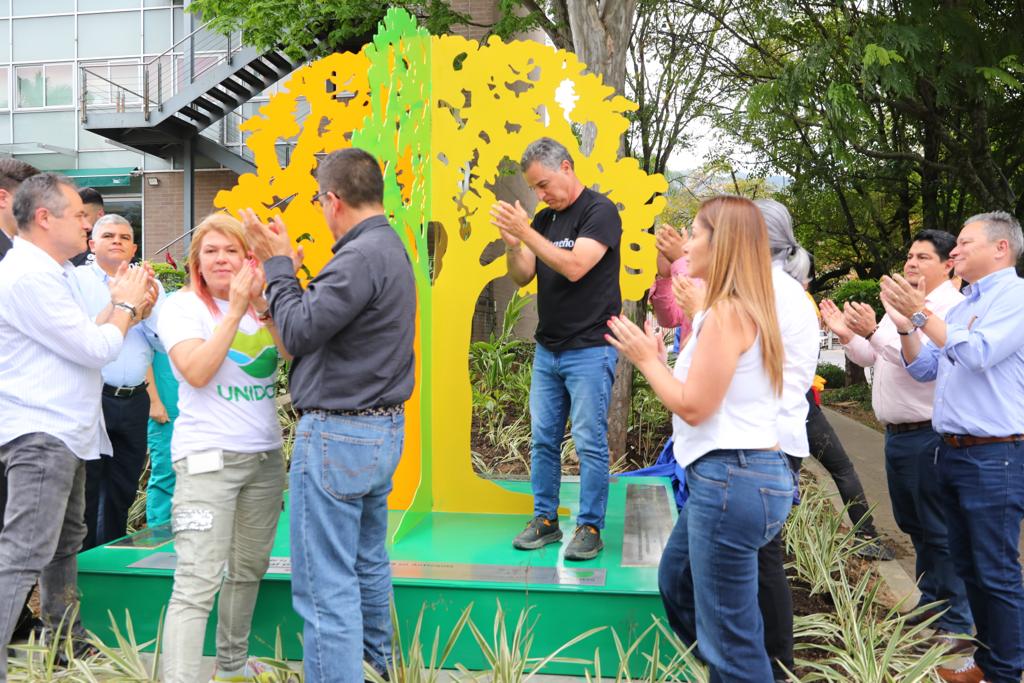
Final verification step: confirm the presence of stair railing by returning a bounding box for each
[80,19,244,122]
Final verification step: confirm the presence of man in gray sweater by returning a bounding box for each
[242,148,416,683]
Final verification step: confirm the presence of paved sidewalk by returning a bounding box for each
[814,406,1024,606]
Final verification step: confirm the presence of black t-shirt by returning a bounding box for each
[532,187,622,351]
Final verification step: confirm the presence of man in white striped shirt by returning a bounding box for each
[0,173,154,678]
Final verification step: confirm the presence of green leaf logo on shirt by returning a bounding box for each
[226,328,278,379]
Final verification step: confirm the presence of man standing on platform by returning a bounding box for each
[0,174,154,678]
[74,214,165,547]
[242,148,416,683]
[821,230,972,644]
[882,212,1024,683]
[490,137,622,561]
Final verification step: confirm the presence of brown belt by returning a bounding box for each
[886,420,932,435]
[942,434,1024,448]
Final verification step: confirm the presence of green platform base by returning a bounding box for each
[78,477,676,675]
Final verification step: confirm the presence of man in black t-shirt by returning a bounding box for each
[490,137,622,561]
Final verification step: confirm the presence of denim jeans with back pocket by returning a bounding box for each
[658,448,794,682]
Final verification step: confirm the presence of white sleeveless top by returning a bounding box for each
[672,310,781,468]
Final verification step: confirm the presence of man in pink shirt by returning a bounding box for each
[821,229,972,642]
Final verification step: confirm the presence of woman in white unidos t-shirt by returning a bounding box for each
[606,196,792,682]
[157,214,291,683]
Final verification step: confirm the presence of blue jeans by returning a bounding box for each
[937,440,1024,683]
[885,428,972,633]
[530,344,617,528]
[658,449,794,683]
[290,412,405,683]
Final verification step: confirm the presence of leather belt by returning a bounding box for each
[942,434,1024,448]
[298,404,405,418]
[102,382,148,399]
[886,420,933,435]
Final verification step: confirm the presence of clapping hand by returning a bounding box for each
[672,275,705,320]
[239,209,295,263]
[108,261,152,315]
[489,200,531,249]
[605,315,665,368]
[228,261,258,317]
[843,301,877,337]
[879,274,927,318]
[819,299,853,340]
[655,224,687,263]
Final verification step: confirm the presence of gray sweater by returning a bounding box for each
[264,214,416,411]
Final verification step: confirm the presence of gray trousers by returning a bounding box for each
[161,449,285,683]
[0,433,88,681]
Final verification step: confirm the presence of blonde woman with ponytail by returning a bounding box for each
[606,196,792,682]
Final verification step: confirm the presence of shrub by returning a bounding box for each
[827,278,883,320]
[151,262,186,292]
[816,362,846,389]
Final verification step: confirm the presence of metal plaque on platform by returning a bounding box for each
[129,554,605,586]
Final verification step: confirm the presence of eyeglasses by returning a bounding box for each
[313,190,332,204]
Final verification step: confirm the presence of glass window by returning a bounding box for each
[0,0,9,18]
[45,64,72,106]
[16,65,43,108]
[0,20,7,62]
[0,68,9,109]
[12,16,74,61]
[16,64,74,108]
[12,0,72,15]
[79,0,140,10]
[108,63,142,103]
[143,8,172,54]
[78,12,142,58]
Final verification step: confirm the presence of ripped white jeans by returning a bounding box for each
[161,449,285,683]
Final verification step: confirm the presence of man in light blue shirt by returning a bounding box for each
[74,214,165,548]
[881,211,1024,683]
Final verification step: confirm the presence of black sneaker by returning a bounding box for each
[512,516,562,550]
[853,535,896,561]
[564,525,603,561]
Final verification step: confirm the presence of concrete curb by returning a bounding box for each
[801,457,922,612]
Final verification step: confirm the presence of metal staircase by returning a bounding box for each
[79,20,323,174]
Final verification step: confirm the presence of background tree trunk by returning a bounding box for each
[564,0,639,460]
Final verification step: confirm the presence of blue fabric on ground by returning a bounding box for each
[619,436,687,510]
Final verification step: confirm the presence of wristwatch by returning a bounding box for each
[910,308,932,329]
[113,301,138,321]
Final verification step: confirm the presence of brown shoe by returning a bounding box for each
[931,629,975,656]
[936,657,985,683]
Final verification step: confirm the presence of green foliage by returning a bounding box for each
[151,263,186,293]
[827,278,883,320]
[822,382,872,413]
[816,362,846,389]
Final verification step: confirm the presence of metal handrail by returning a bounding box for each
[80,19,245,121]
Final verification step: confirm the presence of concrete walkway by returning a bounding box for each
[813,406,1024,608]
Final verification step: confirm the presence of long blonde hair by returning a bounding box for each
[696,196,784,396]
[187,213,253,319]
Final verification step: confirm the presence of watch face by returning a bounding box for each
[911,311,928,327]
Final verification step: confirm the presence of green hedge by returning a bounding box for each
[816,362,846,389]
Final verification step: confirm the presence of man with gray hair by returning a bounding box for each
[882,211,1024,683]
[490,136,622,560]
[74,214,165,548]
[0,174,154,676]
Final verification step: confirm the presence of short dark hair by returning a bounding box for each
[911,229,957,261]
[316,148,384,209]
[79,186,104,208]
[0,158,40,194]
[14,173,76,232]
